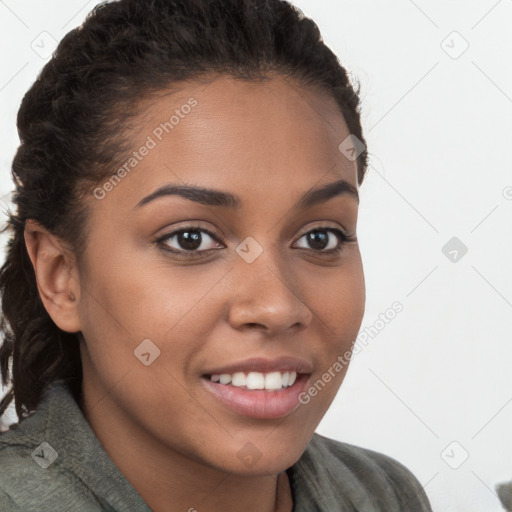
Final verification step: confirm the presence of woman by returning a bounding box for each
[0,0,433,510]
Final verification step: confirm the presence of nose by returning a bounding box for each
[227,247,313,336]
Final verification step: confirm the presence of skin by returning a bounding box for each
[24,75,365,512]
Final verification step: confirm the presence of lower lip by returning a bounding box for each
[202,375,309,419]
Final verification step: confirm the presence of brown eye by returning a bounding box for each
[157,227,223,254]
[304,230,332,250]
[293,228,351,253]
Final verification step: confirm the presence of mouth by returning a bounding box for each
[206,370,298,391]
[201,357,312,419]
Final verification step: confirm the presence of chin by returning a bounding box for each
[208,428,314,477]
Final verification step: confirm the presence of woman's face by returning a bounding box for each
[77,75,365,475]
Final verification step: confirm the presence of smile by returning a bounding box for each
[207,371,297,390]
[201,357,312,419]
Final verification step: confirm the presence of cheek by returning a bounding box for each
[81,245,212,333]
[312,255,365,342]
[77,255,225,438]
[77,249,229,385]
[304,254,365,401]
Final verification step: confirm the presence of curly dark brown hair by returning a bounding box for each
[0,0,368,423]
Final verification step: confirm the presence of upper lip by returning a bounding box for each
[203,356,313,376]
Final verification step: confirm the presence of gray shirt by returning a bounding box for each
[0,381,433,511]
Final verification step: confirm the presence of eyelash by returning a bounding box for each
[155,224,356,259]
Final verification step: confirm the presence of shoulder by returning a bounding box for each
[291,433,433,512]
[0,486,20,512]
[0,384,105,512]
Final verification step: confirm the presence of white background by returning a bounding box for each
[1,1,511,511]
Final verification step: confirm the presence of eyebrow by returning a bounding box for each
[134,178,359,210]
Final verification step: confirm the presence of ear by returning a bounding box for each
[24,219,82,333]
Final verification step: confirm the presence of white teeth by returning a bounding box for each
[209,370,299,390]
[265,371,284,390]
[246,372,265,390]
[231,372,247,387]
[219,374,231,385]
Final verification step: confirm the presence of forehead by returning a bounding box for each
[94,75,358,211]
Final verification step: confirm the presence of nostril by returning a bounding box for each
[242,322,266,330]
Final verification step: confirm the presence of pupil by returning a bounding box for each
[178,230,201,250]
[308,230,328,250]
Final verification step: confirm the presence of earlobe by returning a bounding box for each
[24,219,82,333]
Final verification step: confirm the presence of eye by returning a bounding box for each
[293,227,353,254]
[156,226,223,255]
[155,224,354,259]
